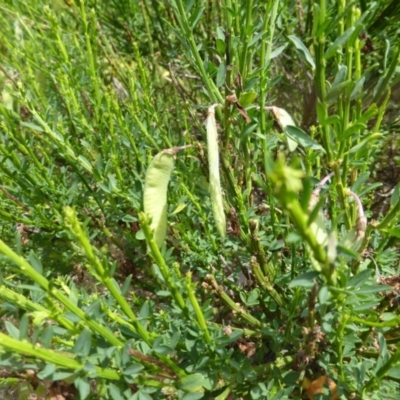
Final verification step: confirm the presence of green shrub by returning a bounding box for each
[0,0,399,399]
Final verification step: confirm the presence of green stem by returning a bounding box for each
[139,212,187,312]
[205,274,264,329]
[259,0,279,133]
[174,0,223,104]
[186,272,212,344]
[64,207,152,345]
[0,286,76,332]
[0,333,121,381]
[313,0,333,162]
[351,316,400,328]
[239,0,254,80]
[376,198,400,230]
[250,257,284,307]
[79,2,101,113]
[0,240,122,347]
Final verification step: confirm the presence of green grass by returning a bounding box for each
[0,0,400,399]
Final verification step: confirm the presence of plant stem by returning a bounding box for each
[205,274,264,329]
[0,333,121,380]
[186,272,212,344]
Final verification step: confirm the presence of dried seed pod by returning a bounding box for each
[143,146,190,248]
[339,190,368,252]
[266,106,298,151]
[308,172,334,210]
[266,106,295,129]
[206,104,226,239]
[348,190,367,240]
[355,215,367,240]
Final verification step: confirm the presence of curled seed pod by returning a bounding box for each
[143,146,190,248]
[266,106,298,152]
[308,172,334,210]
[355,215,367,240]
[266,106,295,129]
[348,190,367,240]
[308,173,334,247]
[206,104,226,239]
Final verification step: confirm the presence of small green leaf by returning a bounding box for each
[388,366,400,380]
[74,329,92,356]
[270,44,287,59]
[39,326,54,348]
[318,287,329,304]
[216,329,243,346]
[121,214,137,223]
[390,183,400,207]
[177,373,205,393]
[336,243,360,259]
[37,363,56,380]
[347,134,380,154]
[216,26,225,41]
[78,155,93,173]
[5,321,19,339]
[357,284,392,294]
[216,38,225,55]
[216,62,226,88]
[182,393,205,400]
[171,203,187,215]
[332,64,348,87]
[348,269,372,287]
[247,288,260,306]
[382,228,400,238]
[28,251,43,274]
[121,274,133,295]
[135,229,145,240]
[21,122,44,132]
[189,7,205,30]
[284,126,324,151]
[123,363,144,377]
[350,76,365,100]
[238,91,257,108]
[289,272,319,288]
[153,344,174,354]
[108,383,125,400]
[288,35,315,69]
[325,27,355,59]
[341,123,366,140]
[326,80,353,103]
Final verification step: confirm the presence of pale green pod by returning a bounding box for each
[206,104,226,239]
[307,174,333,270]
[341,190,367,251]
[143,149,175,248]
[308,172,334,248]
[1,82,14,111]
[143,146,190,248]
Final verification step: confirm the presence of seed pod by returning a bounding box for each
[348,190,367,241]
[206,104,226,239]
[266,106,298,152]
[143,146,189,248]
[308,173,334,247]
[266,106,295,129]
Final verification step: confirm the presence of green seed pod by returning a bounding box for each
[143,146,190,248]
[308,173,333,248]
[206,104,226,239]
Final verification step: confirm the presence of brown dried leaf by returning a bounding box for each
[303,376,338,399]
[225,94,251,123]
